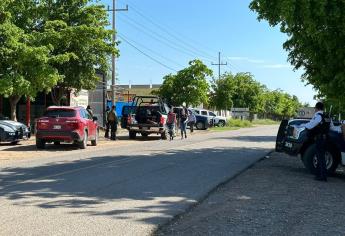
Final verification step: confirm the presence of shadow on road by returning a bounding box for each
[0,146,271,226]
[0,135,164,152]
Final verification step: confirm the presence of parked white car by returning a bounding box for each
[190,108,227,127]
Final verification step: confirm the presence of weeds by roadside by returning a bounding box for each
[210,119,278,131]
[251,119,280,125]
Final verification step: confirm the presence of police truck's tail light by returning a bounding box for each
[160,116,165,126]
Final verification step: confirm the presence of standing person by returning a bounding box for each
[104,106,110,138]
[166,107,177,140]
[86,105,93,117]
[180,103,188,139]
[300,102,330,181]
[188,110,196,133]
[107,105,118,141]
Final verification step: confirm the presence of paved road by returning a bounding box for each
[0,126,277,236]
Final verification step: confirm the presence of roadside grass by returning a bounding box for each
[209,119,278,131]
[251,119,280,125]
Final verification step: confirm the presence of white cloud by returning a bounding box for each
[228,57,265,64]
[261,64,293,69]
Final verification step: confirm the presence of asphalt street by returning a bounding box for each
[0,126,277,236]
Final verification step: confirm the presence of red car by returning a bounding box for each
[36,106,99,149]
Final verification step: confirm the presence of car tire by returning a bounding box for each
[302,143,340,175]
[91,129,99,146]
[196,121,205,130]
[54,141,60,145]
[36,138,46,149]
[79,131,88,149]
[129,131,137,139]
[218,120,226,127]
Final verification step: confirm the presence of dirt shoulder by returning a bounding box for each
[155,152,345,236]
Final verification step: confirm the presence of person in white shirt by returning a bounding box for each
[300,102,328,181]
[188,110,196,133]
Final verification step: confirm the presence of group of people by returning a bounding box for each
[166,104,196,140]
[83,102,336,181]
[86,105,118,141]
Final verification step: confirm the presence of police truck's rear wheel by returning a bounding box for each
[129,131,136,139]
[302,143,340,175]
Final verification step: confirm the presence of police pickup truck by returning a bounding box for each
[122,96,169,139]
[276,119,345,175]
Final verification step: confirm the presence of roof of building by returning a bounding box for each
[117,84,161,89]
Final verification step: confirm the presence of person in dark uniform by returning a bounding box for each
[104,106,110,138]
[107,105,118,140]
[86,105,93,117]
[300,102,330,181]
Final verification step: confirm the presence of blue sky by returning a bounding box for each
[100,0,316,105]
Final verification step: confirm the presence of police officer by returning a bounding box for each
[301,102,329,181]
[107,105,118,141]
[104,106,110,138]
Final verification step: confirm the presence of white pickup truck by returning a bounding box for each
[191,108,227,127]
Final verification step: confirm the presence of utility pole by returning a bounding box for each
[212,52,227,79]
[108,0,128,106]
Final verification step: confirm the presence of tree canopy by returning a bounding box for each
[0,0,116,119]
[210,72,301,118]
[154,60,212,107]
[0,0,62,120]
[249,0,345,104]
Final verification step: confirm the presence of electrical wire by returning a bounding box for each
[119,14,215,61]
[119,35,178,72]
[118,14,213,61]
[117,0,217,60]
[118,33,184,68]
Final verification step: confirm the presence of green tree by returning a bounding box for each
[210,72,234,111]
[0,0,61,120]
[37,0,117,104]
[261,90,301,119]
[249,0,345,102]
[2,0,116,115]
[231,73,265,113]
[156,60,212,106]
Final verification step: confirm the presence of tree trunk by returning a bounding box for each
[9,95,21,121]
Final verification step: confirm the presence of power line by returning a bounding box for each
[128,2,217,58]
[118,14,213,62]
[119,14,215,61]
[117,0,217,60]
[119,35,178,72]
[118,33,184,68]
